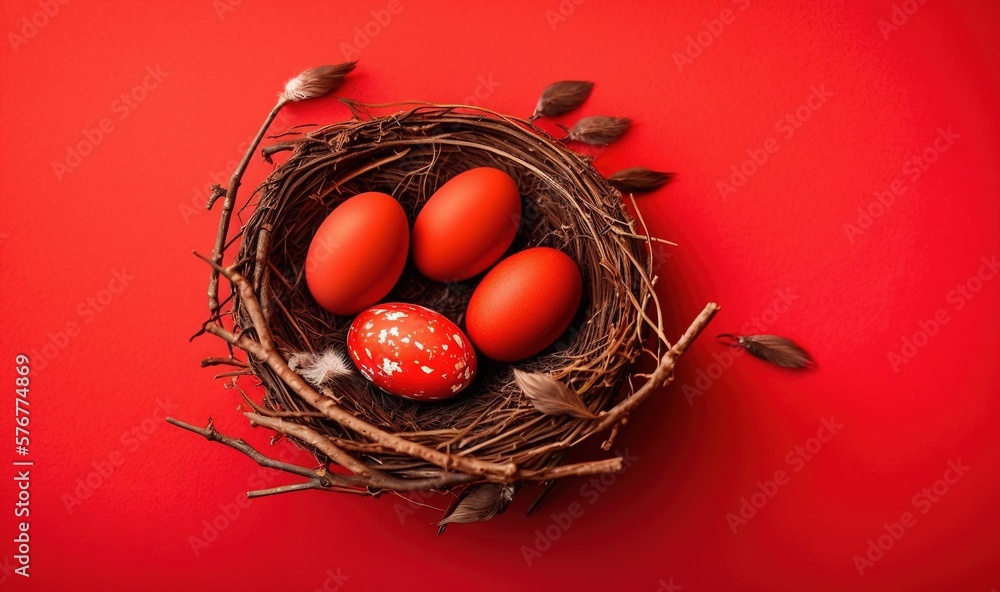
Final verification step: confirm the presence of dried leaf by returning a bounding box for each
[607,167,675,194]
[280,62,357,102]
[718,334,814,369]
[562,116,631,145]
[514,369,597,419]
[532,80,594,119]
[437,484,515,530]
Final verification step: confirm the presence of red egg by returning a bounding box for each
[465,247,583,362]
[305,192,409,316]
[411,167,522,282]
[346,303,477,401]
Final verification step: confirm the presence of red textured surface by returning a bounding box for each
[1,1,997,591]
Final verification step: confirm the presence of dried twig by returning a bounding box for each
[206,62,356,312]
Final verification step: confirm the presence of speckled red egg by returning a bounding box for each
[305,192,409,316]
[411,167,522,282]
[346,303,477,401]
[465,247,583,362]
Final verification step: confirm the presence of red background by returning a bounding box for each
[1,1,998,590]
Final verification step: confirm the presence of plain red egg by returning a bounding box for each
[465,247,583,362]
[411,167,522,282]
[346,303,477,401]
[304,192,409,316]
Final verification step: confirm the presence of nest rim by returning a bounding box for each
[233,103,665,476]
[197,101,716,505]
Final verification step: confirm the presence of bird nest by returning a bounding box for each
[170,66,717,528]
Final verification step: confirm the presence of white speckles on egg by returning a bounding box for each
[420,366,434,374]
[364,322,374,330]
[401,336,410,344]
[384,311,407,321]
[382,358,401,376]
[415,341,424,350]
[441,343,448,351]
[389,326,399,336]
[453,333,464,347]
[364,348,372,359]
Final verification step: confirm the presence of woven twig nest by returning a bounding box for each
[171,65,717,527]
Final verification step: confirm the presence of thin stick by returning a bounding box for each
[200,357,248,368]
[209,98,287,312]
[248,482,365,498]
[197,253,520,481]
[590,302,719,436]
[166,416,319,481]
[246,412,374,478]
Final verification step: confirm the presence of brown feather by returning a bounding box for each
[720,334,814,368]
[281,62,357,102]
[437,484,515,530]
[607,167,675,193]
[514,370,597,419]
[532,80,595,119]
[564,116,631,145]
